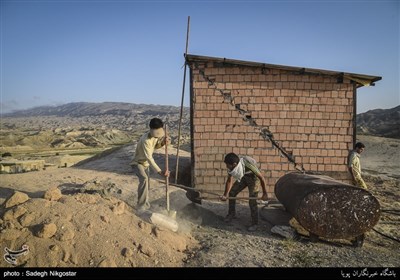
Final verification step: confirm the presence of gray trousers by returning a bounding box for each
[133,164,151,209]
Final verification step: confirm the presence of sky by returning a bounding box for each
[0,0,399,114]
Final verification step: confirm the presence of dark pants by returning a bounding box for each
[228,174,260,225]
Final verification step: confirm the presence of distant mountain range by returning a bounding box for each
[4,102,186,118]
[357,105,400,139]
[1,102,191,151]
[4,102,400,139]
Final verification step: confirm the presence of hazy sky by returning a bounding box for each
[1,0,399,114]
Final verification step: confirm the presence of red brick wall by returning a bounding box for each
[189,60,354,197]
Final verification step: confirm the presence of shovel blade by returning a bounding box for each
[185,189,202,205]
[150,212,179,232]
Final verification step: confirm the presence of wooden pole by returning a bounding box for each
[165,122,170,212]
[175,16,190,184]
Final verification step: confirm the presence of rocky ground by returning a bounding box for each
[0,136,398,269]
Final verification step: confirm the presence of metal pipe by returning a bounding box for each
[175,16,190,184]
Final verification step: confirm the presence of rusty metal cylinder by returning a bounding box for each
[275,172,381,239]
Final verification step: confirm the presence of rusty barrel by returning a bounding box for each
[275,172,381,239]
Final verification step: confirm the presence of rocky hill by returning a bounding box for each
[357,105,400,139]
[3,102,190,132]
[2,102,399,153]
[1,102,190,152]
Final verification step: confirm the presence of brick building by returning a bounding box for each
[186,54,381,197]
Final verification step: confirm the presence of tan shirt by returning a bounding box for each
[348,150,367,189]
[131,131,164,173]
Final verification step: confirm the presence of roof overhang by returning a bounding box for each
[186,54,382,88]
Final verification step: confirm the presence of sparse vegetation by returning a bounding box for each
[292,248,322,267]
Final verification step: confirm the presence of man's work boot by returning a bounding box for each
[247,224,258,232]
[224,213,236,222]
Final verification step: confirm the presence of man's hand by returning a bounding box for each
[261,193,268,201]
[220,195,228,201]
[163,136,171,145]
[159,170,170,177]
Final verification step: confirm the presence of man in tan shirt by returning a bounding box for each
[131,118,169,211]
[348,142,368,189]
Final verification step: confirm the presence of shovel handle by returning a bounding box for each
[201,196,261,201]
[155,179,266,201]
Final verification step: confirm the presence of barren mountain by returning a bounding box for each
[0,102,190,153]
[4,102,185,118]
[357,105,400,139]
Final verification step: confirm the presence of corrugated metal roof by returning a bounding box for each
[185,54,382,88]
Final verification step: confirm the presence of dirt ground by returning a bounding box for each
[0,135,399,268]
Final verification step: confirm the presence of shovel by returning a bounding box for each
[164,123,176,219]
[149,122,178,232]
[156,180,269,205]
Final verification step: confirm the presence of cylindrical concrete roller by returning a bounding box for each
[275,172,381,239]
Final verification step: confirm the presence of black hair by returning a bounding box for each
[355,142,365,149]
[224,152,240,165]
[149,118,164,129]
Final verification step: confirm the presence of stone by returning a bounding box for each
[36,223,57,239]
[121,248,133,257]
[111,201,125,215]
[138,243,155,257]
[19,213,35,227]
[98,258,117,267]
[2,210,15,221]
[44,187,62,201]
[57,227,75,241]
[5,192,29,208]
[13,206,28,219]
[1,228,21,241]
